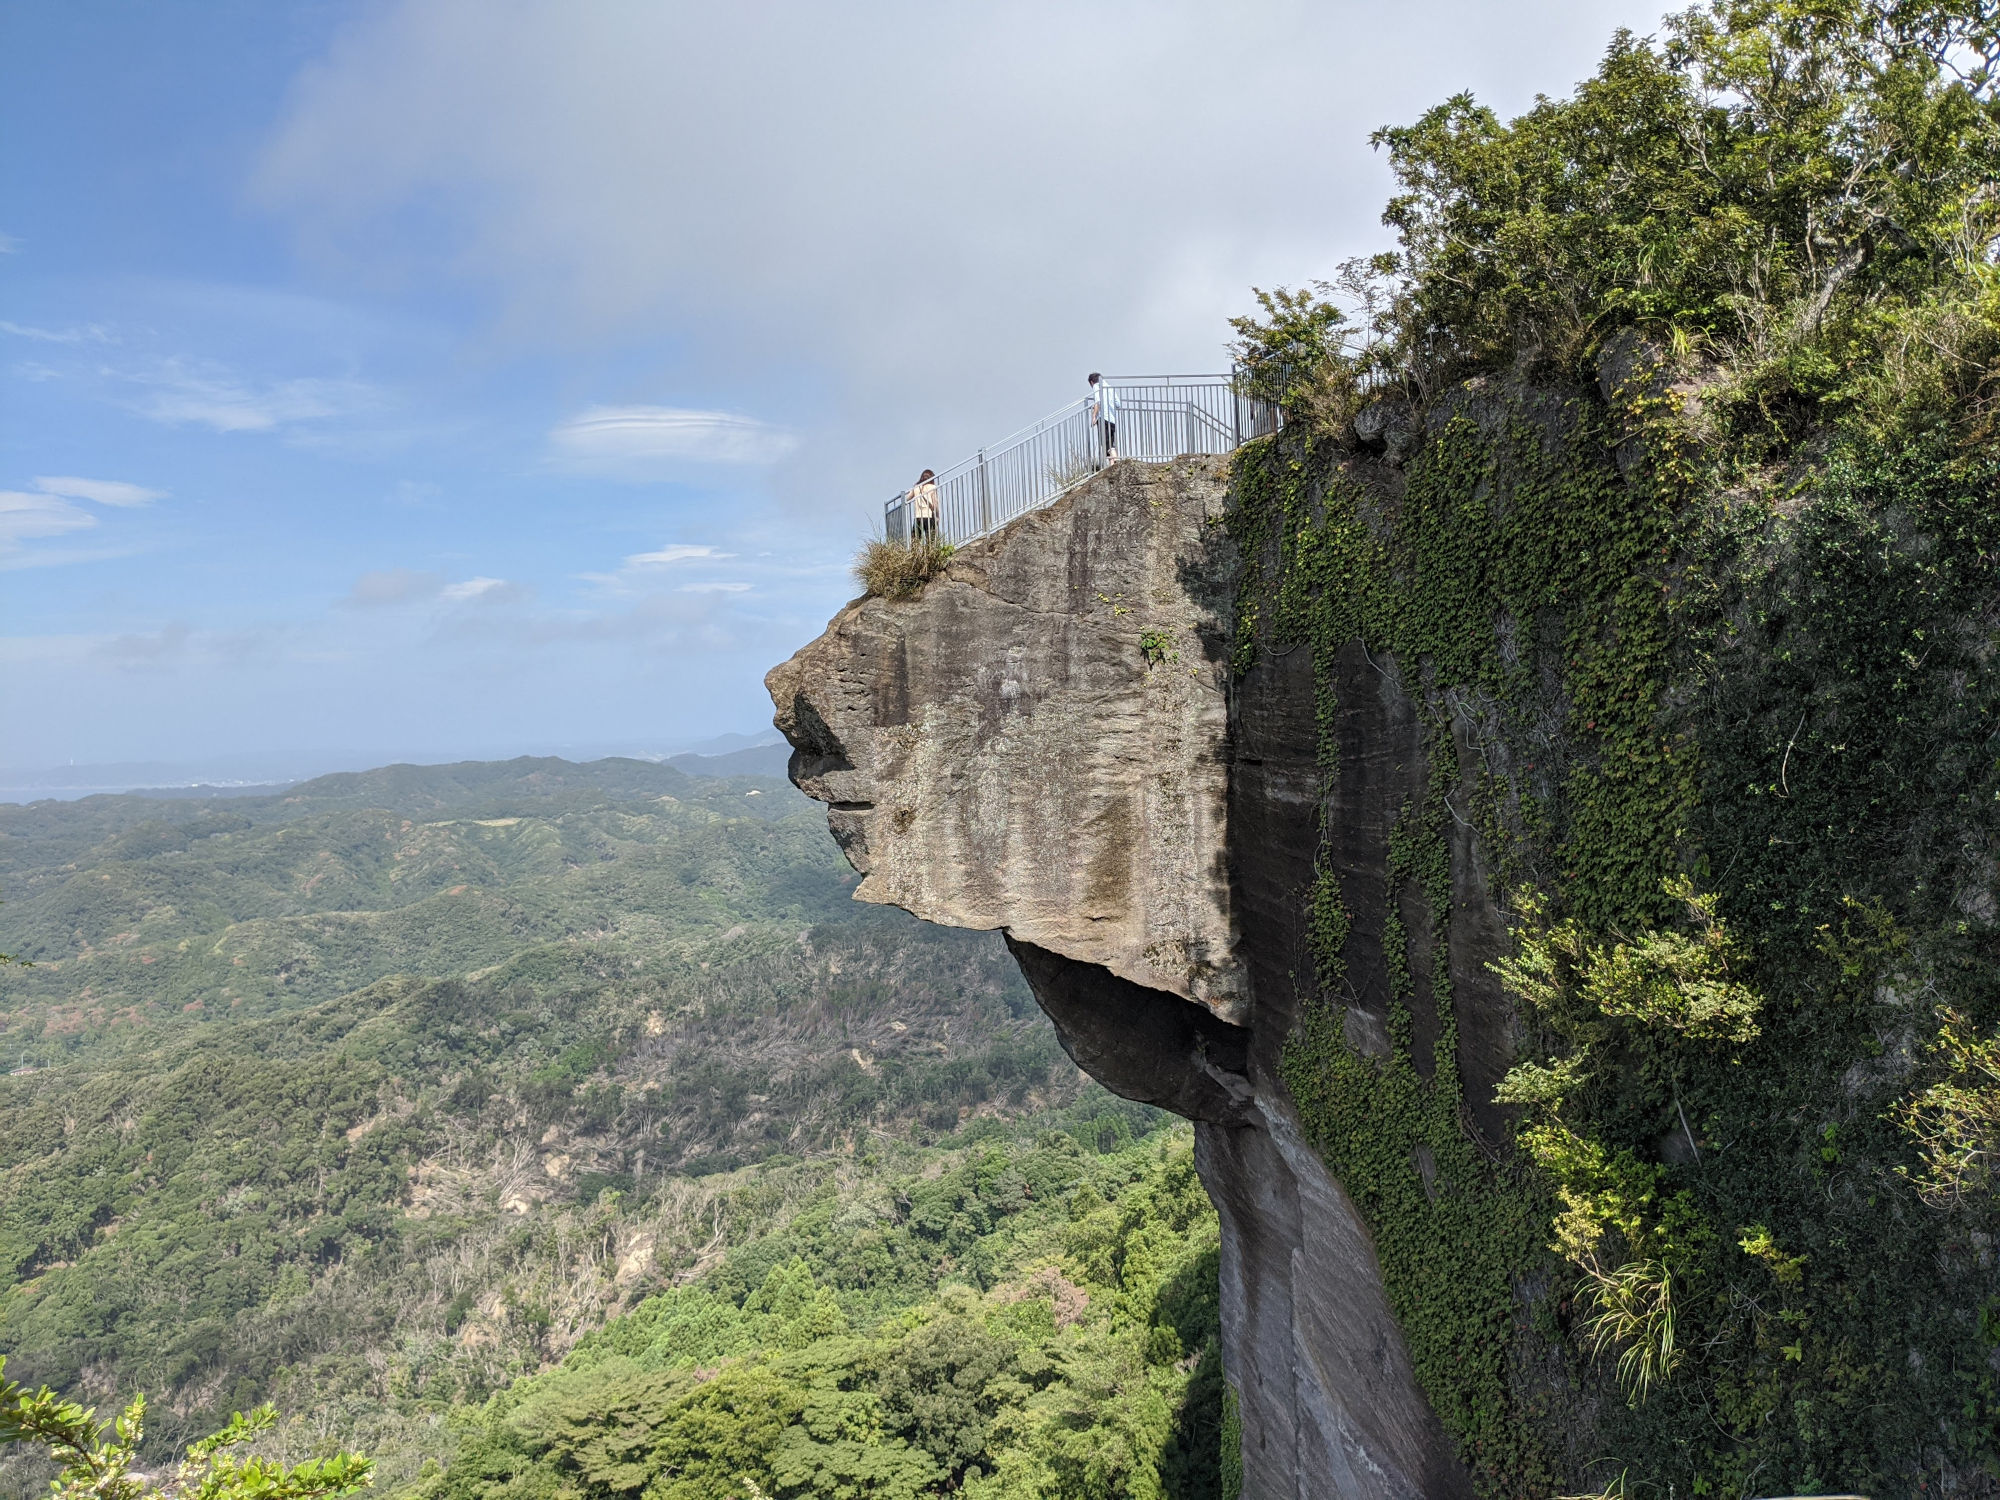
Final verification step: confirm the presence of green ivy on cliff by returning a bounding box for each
[1239,390,1687,1495]
[1231,2,2000,1493]
[1282,727,1548,1494]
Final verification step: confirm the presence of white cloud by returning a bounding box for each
[0,490,96,548]
[343,569,525,608]
[0,474,168,557]
[0,474,168,562]
[578,541,742,596]
[624,543,728,566]
[253,0,1665,507]
[0,544,141,573]
[678,581,751,594]
[0,486,167,568]
[550,406,795,469]
[34,476,166,507]
[440,576,524,603]
[0,231,19,255]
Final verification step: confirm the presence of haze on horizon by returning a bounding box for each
[1,0,1664,777]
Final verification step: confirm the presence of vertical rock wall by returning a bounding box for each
[768,458,1481,1498]
[766,458,1246,1023]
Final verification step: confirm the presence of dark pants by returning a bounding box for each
[913,515,937,544]
[1102,420,1116,456]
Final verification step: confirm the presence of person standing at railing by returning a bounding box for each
[1088,373,1118,464]
[906,469,939,544]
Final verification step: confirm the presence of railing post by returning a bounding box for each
[977,448,990,535]
[1231,365,1243,448]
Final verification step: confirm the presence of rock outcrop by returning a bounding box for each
[767,459,1475,1499]
[767,458,1245,1024]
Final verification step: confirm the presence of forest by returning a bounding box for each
[1223,0,2000,1491]
[0,760,1226,1499]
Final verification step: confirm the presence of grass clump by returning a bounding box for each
[855,536,955,600]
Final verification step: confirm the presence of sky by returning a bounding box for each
[0,0,1668,781]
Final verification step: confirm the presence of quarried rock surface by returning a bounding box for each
[767,459,1475,1499]
[766,457,1246,1024]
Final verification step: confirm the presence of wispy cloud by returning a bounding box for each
[99,622,194,666]
[34,476,166,507]
[0,231,20,255]
[550,406,796,469]
[440,575,526,604]
[0,490,97,547]
[1,319,111,344]
[625,543,729,566]
[678,580,750,593]
[579,541,743,596]
[0,544,143,573]
[130,360,376,433]
[342,568,527,609]
[0,476,169,564]
[0,633,95,665]
[0,622,293,672]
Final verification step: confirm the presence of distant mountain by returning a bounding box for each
[667,741,793,777]
[0,731,788,804]
[670,729,786,757]
[0,754,1094,1489]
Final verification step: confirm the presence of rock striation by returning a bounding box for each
[768,458,1476,1499]
[767,457,1245,1024]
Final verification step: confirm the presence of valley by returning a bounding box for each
[0,759,1222,1497]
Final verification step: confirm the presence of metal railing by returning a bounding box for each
[884,372,1280,547]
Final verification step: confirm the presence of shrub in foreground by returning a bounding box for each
[855,538,954,601]
[0,1358,372,1500]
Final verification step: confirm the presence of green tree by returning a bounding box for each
[876,1317,1014,1483]
[1233,1,2000,450]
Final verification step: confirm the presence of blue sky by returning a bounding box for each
[1,0,1665,778]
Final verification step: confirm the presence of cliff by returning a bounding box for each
[772,369,2000,1496]
[768,22,2000,1493]
[769,458,1476,1498]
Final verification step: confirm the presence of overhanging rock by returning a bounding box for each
[768,456,1247,1024]
[768,456,1473,1500]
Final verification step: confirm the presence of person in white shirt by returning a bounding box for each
[1088,373,1118,463]
[906,469,939,543]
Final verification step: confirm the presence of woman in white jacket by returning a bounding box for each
[906,469,939,543]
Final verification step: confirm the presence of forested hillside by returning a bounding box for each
[0,761,1223,1498]
[1221,1,2000,1491]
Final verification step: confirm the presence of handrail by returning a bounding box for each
[884,371,1280,548]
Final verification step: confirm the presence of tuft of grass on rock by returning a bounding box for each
[854,536,954,600]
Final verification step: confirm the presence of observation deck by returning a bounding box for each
[883,372,1280,547]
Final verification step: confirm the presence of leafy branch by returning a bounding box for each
[0,1358,373,1500]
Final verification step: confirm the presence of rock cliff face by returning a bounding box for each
[766,458,1245,1026]
[767,459,1479,1498]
